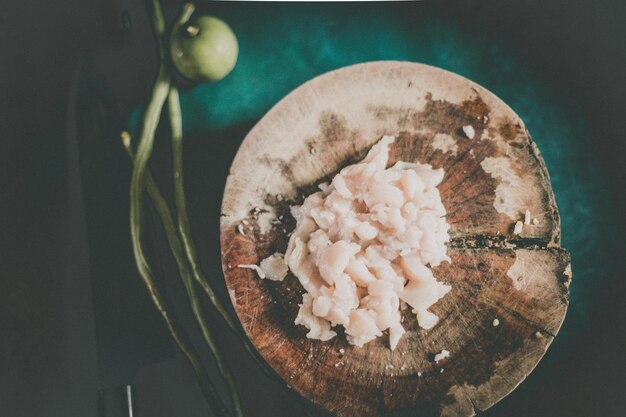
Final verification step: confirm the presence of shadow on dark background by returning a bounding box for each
[1,1,624,416]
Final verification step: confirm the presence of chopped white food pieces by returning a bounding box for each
[493,318,500,327]
[389,324,406,350]
[345,309,382,347]
[399,276,451,329]
[513,221,523,235]
[318,241,360,285]
[415,309,441,330]
[295,294,337,341]
[251,136,452,350]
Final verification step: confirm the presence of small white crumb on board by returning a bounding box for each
[238,264,265,279]
[524,209,531,225]
[238,253,288,281]
[259,253,289,281]
[493,318,500,327]
[434,349,450,363]
[462,125,475,139]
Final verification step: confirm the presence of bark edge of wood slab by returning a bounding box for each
[220,62,570,417]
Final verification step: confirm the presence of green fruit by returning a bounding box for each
[170,16,238,82]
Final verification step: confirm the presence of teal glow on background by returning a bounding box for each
[130,3,619,355]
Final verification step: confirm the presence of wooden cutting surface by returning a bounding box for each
[220,61,570,417]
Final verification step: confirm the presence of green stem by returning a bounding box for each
[123,131,244,417]
[167,86,315,417]
[148,0,166,37]
[123,135,243,416]
[133,2,315,415]
[125,136,315,417]
[166,85,274,369]
[167,89,241,334]
[126,79,231,417]
[128,2,231,416]
[168,86,246,415]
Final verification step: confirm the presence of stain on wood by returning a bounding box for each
[220,62,570,416]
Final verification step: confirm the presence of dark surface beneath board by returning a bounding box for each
[1,1,625,417]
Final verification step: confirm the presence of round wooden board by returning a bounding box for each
[220,62,570,416]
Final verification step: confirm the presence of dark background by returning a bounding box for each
[1,1,624,416]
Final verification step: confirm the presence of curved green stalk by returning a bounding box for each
[128,2,231,416]
[166,86,273,368]
[123,131,243,417]
[125,137,231,417]
[167,88,240,333]
[123,136,317,417]
[163,10,243,417]
[129,1,315,415]
[167,86,315,417]
[168,88,244,416]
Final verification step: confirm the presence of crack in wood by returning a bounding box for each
[448,235,552,249]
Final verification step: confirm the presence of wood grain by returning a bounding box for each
[220,62,570,416]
